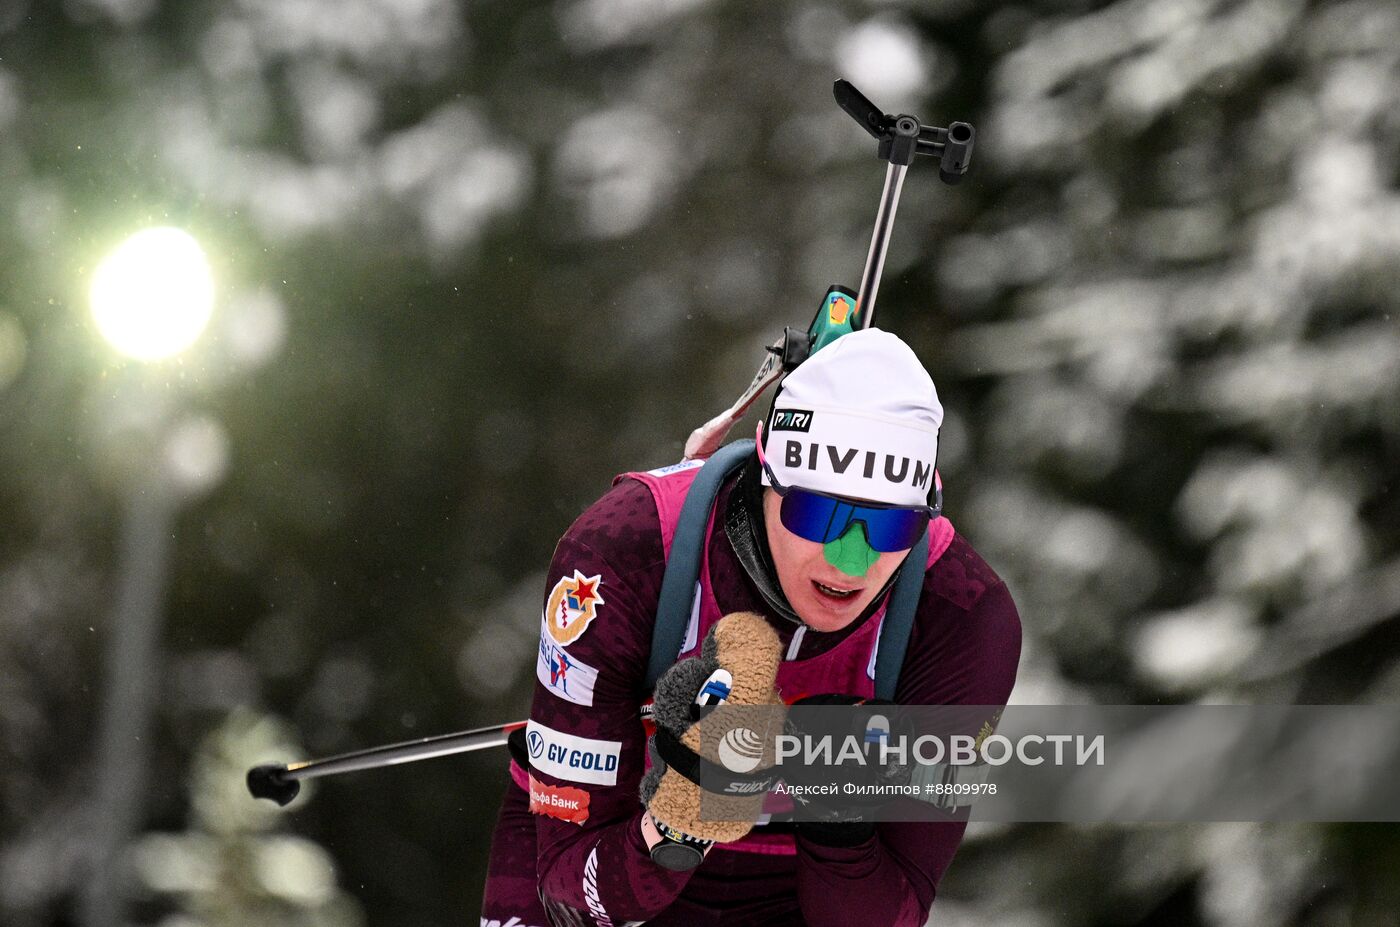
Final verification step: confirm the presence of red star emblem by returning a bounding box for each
[570,576,598,607]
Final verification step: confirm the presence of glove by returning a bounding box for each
[784,694,906,848]
[797,819,877,847]
[639,612,784,869]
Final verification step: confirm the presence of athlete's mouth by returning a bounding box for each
[812,580,860,601]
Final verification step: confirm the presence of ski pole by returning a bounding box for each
[247,719,527,806]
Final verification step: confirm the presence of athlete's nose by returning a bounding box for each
[823,522,877,577]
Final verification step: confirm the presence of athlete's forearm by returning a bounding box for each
[535,805,695,922]
[795,823,951,927]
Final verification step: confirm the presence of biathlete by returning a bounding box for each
[481,328,1021,927]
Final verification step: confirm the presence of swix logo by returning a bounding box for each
[771,409,813,433]
[783,440,932,490]
[721,779,770,795]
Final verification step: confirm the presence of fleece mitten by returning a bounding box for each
[639,612,784,845]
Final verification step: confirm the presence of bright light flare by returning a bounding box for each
[90,227,215,361]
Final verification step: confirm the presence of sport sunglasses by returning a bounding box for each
[754,422,941,553]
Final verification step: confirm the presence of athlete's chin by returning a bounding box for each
[793,589,869,633]
[800,613,855,633]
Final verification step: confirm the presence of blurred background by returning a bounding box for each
[1,0,1398,924]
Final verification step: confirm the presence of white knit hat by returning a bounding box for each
[761,328,941,507]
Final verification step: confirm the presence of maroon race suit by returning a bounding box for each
[481,464,1021,927]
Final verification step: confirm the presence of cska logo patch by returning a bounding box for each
[544,570,605,647]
